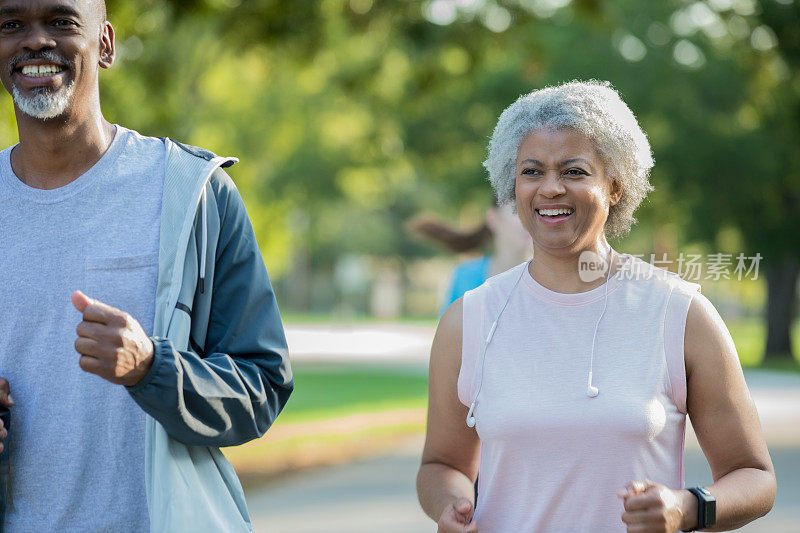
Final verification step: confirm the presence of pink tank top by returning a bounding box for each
[458,253,700,532]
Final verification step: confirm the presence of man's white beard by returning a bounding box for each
[12,83,75,120]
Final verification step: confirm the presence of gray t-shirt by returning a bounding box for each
[0,126,164,531]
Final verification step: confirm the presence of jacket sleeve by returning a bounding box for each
[126,170,293,447]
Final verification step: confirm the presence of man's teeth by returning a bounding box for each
[538,208,574,216]
[21,65,63,77]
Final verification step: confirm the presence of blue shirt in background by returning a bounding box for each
[442,255,491,313]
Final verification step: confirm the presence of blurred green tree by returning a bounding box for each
[103,0,796,357]
[1,1,792,356]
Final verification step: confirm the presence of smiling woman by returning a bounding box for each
[485,80,654,240]
[514,127,622,257]
[417,81,776,533]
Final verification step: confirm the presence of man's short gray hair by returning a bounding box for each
[483,80,654,238]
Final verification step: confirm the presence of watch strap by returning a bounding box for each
[686,487,716,530]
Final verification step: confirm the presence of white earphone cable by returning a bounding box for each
[466,248,616,428]
[586,248,614,398]
[466,260,529,428]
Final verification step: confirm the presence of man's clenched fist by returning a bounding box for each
[72,291,154,387]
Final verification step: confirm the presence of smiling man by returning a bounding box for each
[0,1,293,531]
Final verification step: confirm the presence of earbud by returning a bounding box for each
[586,371,599,398]
[585,249,615,400]
[466,402,477,428]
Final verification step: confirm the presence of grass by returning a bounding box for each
[277,365,428,424]
[726,318,800,370]
[226,365,428,484]
[756,357,800,374]
[228,419,426,489]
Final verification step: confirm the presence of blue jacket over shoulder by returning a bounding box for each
[126,139,293,532]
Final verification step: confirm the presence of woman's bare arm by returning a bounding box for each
[417,298,482,524]
[682,292,776,531]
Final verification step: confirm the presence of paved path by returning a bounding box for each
[284,323,434,363]
[246,368,800,532]
[246,438,430,533]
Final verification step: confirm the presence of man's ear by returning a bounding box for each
[99,21,115,69]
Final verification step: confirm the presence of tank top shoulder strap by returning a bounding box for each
[663,276,702,414]
[458,262,528,407]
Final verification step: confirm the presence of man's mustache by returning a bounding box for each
[8,51,73,76]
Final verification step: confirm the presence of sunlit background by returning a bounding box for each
[2,0,798,531]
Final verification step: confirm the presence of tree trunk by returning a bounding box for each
[764,255,799,360]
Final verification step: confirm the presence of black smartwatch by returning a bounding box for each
[682,487,716,531]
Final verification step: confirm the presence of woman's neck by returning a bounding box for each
[528,241,618,294]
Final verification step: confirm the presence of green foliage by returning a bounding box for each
[1,1,796,300]
[727,317,800,366]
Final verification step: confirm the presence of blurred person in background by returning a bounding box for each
[412,199,532,313]
[412,199,531,504]
[0,0,292,530]
[416,80,775,532]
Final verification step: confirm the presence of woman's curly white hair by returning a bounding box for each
[483,80,654,238]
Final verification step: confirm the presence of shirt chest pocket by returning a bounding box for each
[84,253,160,336]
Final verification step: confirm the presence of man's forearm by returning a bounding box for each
[127,337,293,447]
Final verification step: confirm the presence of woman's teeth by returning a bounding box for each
[21,65,63,77]
[537,208,574,216]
